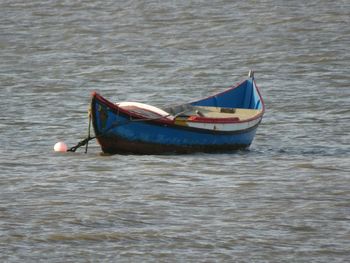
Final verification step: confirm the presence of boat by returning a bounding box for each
[90,71,265,154]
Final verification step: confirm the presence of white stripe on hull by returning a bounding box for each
[186,117,262,132]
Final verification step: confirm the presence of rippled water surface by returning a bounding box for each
[1,0,349,262]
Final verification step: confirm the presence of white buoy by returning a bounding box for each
[54,141,68,152]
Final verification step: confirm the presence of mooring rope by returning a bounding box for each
[84,110,92,153]
[67,113,173,153]
[67,136,95,152]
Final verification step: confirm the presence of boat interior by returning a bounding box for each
[117,78,263,122]
[165,104,262,121]
[164,78,263,121]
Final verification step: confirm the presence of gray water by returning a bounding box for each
[1,0,349,262]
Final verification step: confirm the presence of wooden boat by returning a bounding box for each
[90,71,264,154]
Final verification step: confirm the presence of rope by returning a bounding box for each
[67,136,95,152]
[85,110,92,153]
[67,112,173,153]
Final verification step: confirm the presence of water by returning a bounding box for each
[1,0,349,262]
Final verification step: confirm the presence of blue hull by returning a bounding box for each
[91,74,264,154]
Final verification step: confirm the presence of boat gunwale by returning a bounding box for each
[91,78,264,127]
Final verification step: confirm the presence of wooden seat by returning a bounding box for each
[181,106,262,121]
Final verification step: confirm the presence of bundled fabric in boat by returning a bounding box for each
[90,72,265,154]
